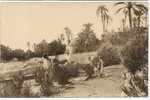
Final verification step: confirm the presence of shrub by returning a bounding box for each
[34,67,53,96]
[53,62,79,84]
[63,62,79,77]
[121,32,148,74]
[97,42,121,67]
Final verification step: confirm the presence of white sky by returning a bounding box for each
[0,2,148,50]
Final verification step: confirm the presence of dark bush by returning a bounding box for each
[97,42,121,67]
[121,31,148,74]
[63,62,79,77]
[53,62,79,84]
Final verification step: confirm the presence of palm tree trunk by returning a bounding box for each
[137,16,141,28]
[102,20,105,33]
[128,7,132,29]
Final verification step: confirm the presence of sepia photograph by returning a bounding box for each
[0,1,148,98]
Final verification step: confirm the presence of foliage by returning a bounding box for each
[115,2,147,29]
[34,39,66,57]
[120,28,148,97]
[34,39,49,57]
[72,23,100,53]
[0,44,13,61]
[121,29,148,74]
[48,40,66,56]
[25,50,35,60]
[34,67,53,96]
[97,42,121,67]
[12,49,26,61]
[96,5,112,33]
[63,62,79,78]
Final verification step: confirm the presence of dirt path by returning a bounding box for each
[52,65,124,97]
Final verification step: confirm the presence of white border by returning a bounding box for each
[0,0,148,3]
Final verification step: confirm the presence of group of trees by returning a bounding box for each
[96,2,147,33]
[33,39,66,57]
[96,2,148,96]
[0,39,66,61]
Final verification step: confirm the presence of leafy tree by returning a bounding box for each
[96,5,112,33]
[25,50,34,60]
[12,49,25,61]
[0,44,13,61]
[27,41,30,51]
[34,39,49,57]
[72,23,100,53]
[48,39,66,56]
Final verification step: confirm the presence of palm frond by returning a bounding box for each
[134,4,148,11]
[103,7,109,12]
[114,2,126,6]
[116,7,126,14]
[132,7,140,15]
[96,6,101,16]
[123,10,128,22]
[96,5,108,16]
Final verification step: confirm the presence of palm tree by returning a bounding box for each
[134,7,148,28]
[96,5,112,33]
[59,34,65,43]
[64,27,72,45]
[115,2,147,29]
[27,41,30,50]
[122,18,126,31]
[64,27,73,60]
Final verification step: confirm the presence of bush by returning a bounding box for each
[121,32,148,74]
[53,62,79,84]
[63,62,79,77]
[97,42,121,67]
[34,67,53,96]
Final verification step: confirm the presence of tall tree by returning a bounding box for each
[34,39,49,57]
[115,2,147,29]
[64,27,72,45]
[27,41,30,50]
[122,18,126,31]
[96,5,112,33]
[72,23,99,53]
[64,27,73,59]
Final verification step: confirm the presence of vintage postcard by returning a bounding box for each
[0,1,148,98]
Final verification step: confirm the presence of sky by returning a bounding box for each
[0,2,148,50]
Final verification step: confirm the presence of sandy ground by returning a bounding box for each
[52,65,124,97]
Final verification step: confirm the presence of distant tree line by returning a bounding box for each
[0,23,101,61]
[0,39,66,61]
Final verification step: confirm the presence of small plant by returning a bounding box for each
[34,67,53,96]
